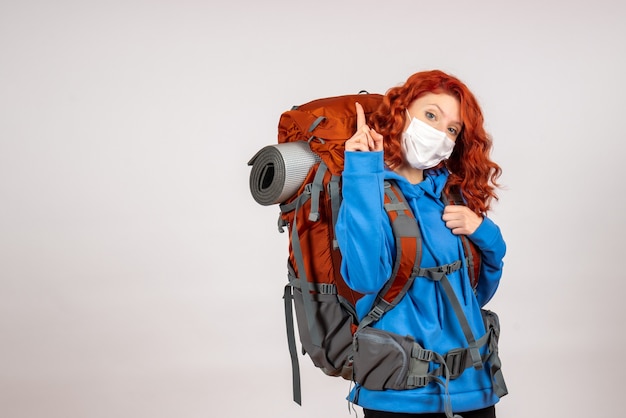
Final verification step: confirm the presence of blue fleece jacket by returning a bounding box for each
[335,151,506,414]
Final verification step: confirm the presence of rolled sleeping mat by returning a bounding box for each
[248,141,321,206]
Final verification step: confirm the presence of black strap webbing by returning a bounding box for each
[283,281,301,405]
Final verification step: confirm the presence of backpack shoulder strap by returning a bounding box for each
[358,180,421,330]
[441,186,482,290]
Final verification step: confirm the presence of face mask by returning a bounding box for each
[401,110,456,170]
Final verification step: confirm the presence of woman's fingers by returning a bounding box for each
[345,102,383,152]
[371,129,384,151]
[442,205,483,235]
[355,102,366,130]
[345,129,371,151]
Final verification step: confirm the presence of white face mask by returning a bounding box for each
[401,110,456,170]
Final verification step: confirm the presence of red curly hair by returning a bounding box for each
[369,69,502,214]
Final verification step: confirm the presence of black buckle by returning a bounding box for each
[317,283,336,295]
[445,348,467,379]
[439,260,462,275]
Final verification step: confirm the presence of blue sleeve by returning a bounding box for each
[468,216,506,306]
[335,151,394,294]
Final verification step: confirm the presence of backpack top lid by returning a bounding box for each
[278,93,384,175]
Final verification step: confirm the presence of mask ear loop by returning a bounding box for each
[404,109,415,134]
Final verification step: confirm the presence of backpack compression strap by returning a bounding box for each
[285,162,329,348]
[280,161,333,405]
[358,180,421,331]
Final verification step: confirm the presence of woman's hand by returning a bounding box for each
[442,205,483,235]
[345,102,384,152]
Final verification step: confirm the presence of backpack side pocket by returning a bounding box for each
[352,327,430,390]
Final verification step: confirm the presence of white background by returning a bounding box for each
[1,1,624,417]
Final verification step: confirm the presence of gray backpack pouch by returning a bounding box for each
[292,287,355,378]
[352,327,428,391]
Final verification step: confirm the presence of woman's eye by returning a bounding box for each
[448,127,458,135]
[425,111,435,120]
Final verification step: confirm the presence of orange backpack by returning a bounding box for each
[248,92,482,404]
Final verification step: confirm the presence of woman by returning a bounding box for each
[335,70,506,418]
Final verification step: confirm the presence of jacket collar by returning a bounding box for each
[384,167,449,200]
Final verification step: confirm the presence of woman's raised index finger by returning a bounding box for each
[355,102,366,130]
